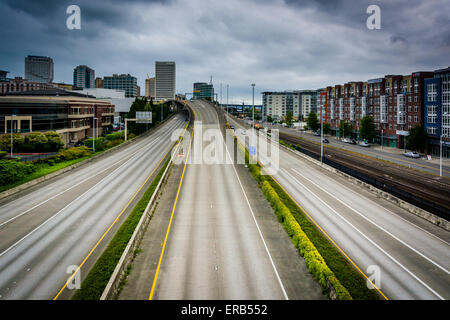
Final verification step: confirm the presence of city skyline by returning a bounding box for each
[1,0,449,104]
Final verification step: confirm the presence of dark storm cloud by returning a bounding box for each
[1,0,449,104]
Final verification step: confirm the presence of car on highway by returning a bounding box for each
[322,138,329,143]
[404,151,420,158]
[359,141,370,147]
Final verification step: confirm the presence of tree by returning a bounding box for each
[285,111,293,126]
[25,132,48,152]
[406,125,427,152]
[0,134,25,152]
[339,120,353,138]
[266,115,273,123]
[306,112,320,132]
[359,115,376,142]
[45,132,64,151]
[323,122,331,135]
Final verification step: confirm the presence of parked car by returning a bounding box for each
[348,139,356,145]
[314,132,320,136]
[322,138,329,143]
[230,125,235,130]
[404,151,420,158]
[359,141,370,147]
[342,138,350,143]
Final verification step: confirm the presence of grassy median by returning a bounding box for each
[71,156,171,300]
[238,137,380,300]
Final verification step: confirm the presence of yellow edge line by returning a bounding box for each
[235,131,389,300]
[281,131,450,176]
[148,107,194,300]
[53,122,186,300]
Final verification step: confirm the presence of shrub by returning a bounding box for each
[0,160,36,185]
[0,151,7,159]
[84,137,107,151]
[105,131,124,141]
[106,139,123,148]
[57,146,92,161]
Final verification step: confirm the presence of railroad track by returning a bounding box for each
[279,132,450,218]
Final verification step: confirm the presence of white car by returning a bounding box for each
[342,138,350,143]
[359,141,370,147]
[404,151,420,158]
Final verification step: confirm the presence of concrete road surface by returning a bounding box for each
[229,114,450,300]
[0,114,185,299]
[150,101,323,300]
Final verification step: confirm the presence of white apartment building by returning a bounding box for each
[262,90,318,121]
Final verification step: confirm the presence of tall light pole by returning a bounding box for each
[252,83,255,129]
[381,129,383,150]
[93,116,98,152]
[220,83,222,107]
[320,99,324,163]
[226,84,229,117]
[10,114,15,158]
[440,112,449,177]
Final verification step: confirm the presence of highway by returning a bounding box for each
[0,114,186,300]
[263,123,450,178]
[149,100,319,300]
[228,114,450,300]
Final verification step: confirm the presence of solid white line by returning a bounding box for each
[0,126,178,259]
[291,167,450,275]
[284,150,450,247]
[282,168,445,300]
[223,123,289,300]
[0,118,181,228]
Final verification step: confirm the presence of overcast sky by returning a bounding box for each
[1,0,449,104]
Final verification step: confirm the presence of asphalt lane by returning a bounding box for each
[229,115,450,300]
[0,114,185,299]
[265,123,450,177]
[152,101,290,300]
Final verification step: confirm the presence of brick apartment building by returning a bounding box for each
[322,71,434,149]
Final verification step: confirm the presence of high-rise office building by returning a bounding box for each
[155,61,176,100]
[73,65,95,88]
[25,55,54,83]
[145,77,156,98]
[103,74,138,98]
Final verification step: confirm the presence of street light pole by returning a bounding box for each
[321,104,323,163]
[381,129,383,150]
[440,134,443,177]
[226,84,229,116]
[252,83,255,130]
[10,114,14,158]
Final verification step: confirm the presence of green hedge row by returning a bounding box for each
[261,180,352,300]
[0,160,37,185]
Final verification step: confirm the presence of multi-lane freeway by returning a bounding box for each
[0,114,186,299]
[151,101,289,299]
[229,114,450,300]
